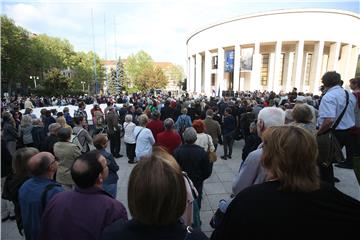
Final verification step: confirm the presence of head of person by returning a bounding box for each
[151,110,160,120]
[13,147,39,177]
[63,107,69,113]
[224,107,232,116]
[32,118,43,127]
[2,111,15,126]
[48,123,61,136]
[56,116,67,128]
[163,118,174,131]
[20,114,33,128]
[125,114,133,123]
[206,109,214,118]
[24,108,33,115]
[192,120,205,134]
[182,127,197,144]
[249,121,257,134]
[71,150,108,189]
[349,77,360,91]
[40,108,47,116]
[257,107,285,137]
[73,116,85,126]
[261,126,320,192]
[138,114,149,127]
[93,134,108,150]
[292,104,313,124]
[181,108,188,115]
[27,152,58,178]
[57,127,72,142]
[128,147,186,226]
[78,101,85,110]
[321,71,341,89]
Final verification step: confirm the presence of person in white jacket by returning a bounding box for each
[123,114,136,164]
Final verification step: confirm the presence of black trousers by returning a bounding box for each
[125,143,136,161]
[333,129,355,165]
[223,134,234,156]
[108,131,120,156]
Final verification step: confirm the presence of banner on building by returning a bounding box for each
[240,48,254,71]
[225,50,234,72]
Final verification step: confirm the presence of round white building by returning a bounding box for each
[186,9,360,96]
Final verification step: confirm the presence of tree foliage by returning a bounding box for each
[1,15,105,95]
[125,51,168,92]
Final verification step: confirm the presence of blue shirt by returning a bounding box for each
[318,85,356,129]
[19,177,63,240]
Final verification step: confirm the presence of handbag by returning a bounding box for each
[317,90,349,167]
[207,135,217,163]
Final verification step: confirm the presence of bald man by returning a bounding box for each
[39,150,128,240]
[19,152,63,240]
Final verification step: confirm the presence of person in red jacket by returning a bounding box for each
[157,118,181,154]
[146,111,164,142]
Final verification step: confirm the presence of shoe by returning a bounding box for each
[9,215,16,221]
[227,155,232,159]
[333,177,340,183]
[2,214,9,222]
[128,160,136,164]
[335,162,353,169]
[119,154,124,158]
[220,156,227,160]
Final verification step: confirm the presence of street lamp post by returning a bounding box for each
[81,81,85,92]
[29,76,39,88]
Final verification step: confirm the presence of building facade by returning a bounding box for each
[186,9,360,96]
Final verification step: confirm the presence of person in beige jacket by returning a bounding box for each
[203,109,221,150]
[54,128,81,190]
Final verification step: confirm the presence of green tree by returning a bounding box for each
[1,15,33,94]
[168,64,185,88]
[125,51,168,92]
[43,68,69,90]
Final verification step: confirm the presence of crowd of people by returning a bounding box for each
[1,71,360,239]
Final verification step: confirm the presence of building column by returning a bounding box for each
[186,57,190,91]
[268,53,275,91]
[217,47,225,95]
[204,50,212,97]
[284,52,294,93]
[292,40,304,90]
[273,41,282,93]
[349,47,360,80]
[195,53,202,93]
[310,41,324,94]
[327,42,340,72]
[233,45,241,92]
[339,44,352,83]
[251,42,261,91]
[189,55,195,92]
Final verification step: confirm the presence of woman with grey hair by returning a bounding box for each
[19,115,34,147]
[157,118,182,154]
[133,114,155,160]
[173,127,212,210]
[123,114,136,164]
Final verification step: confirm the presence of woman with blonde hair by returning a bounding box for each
[101,147,208,240]
[211,126,360,239]
[56,116,71,129]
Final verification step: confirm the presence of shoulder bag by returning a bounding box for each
[317,90,349,167]
[207,135,217,163]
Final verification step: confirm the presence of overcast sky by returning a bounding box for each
[2,0,359,68]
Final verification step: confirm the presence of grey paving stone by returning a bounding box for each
[217,172,235,182]
[203,182,227,195]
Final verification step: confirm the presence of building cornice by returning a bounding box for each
[186,8,360,45]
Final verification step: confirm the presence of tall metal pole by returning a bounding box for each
[91,8,98,95]
[114,16,119,89]
[104,13,108,95]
